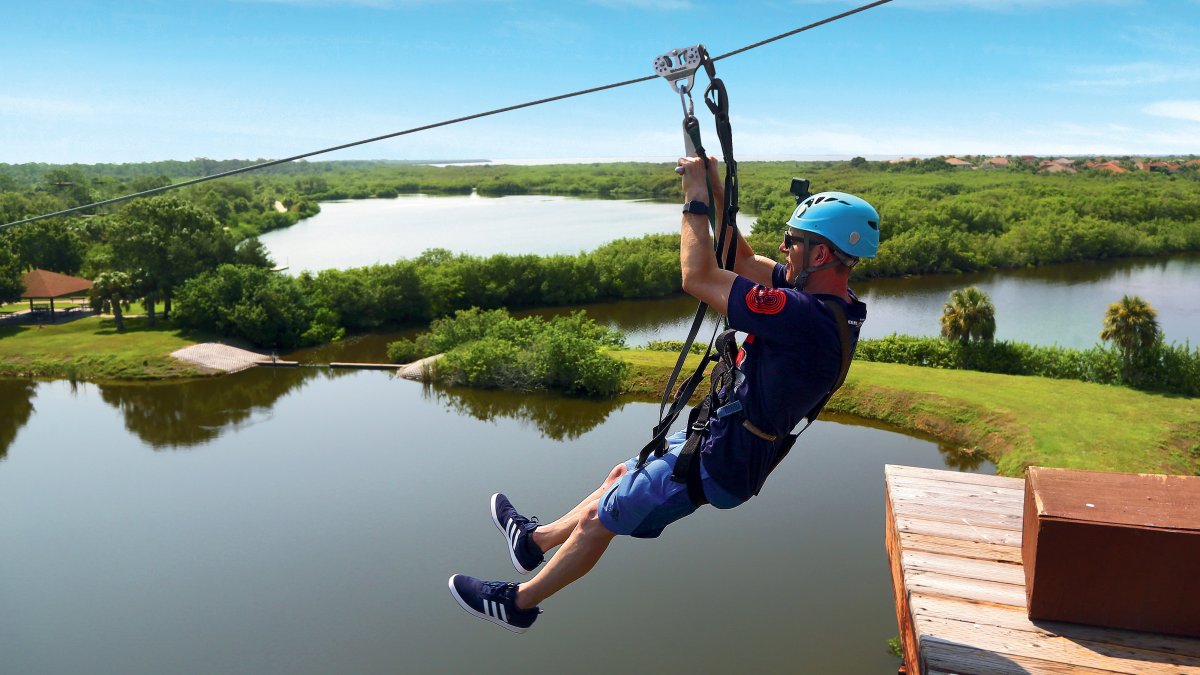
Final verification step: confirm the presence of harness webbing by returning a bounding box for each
[637,47,739,472]
[763,298,855,477]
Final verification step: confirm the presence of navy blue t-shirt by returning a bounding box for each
[699,263,866,505]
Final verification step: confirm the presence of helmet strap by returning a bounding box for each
[791,233,842,291]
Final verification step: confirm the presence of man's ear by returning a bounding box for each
[812,243,832,265]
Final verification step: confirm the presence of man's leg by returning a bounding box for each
[530,462,627,554]
[515,499,616,610]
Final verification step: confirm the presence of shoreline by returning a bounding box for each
[2,319,1197,480]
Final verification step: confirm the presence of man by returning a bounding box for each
[448,156,879,632]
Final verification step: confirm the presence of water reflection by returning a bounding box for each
[0,378,36,460]
[823,411,989,472]
[86,366,624,450]
[96,367,325,449]
[426,385,624,441]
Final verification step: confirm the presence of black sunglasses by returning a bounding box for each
[783,232,806,248]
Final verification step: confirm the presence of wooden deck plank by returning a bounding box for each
[902,550,1026,586]
[890,483,1025,510]
[917,616,1200,673]
[898,531,1023,564]
[886,464,1023,489]
[894,514,1024,547]
[912,593,1200,661]
[889,476,1025,502]
[921,638,1133,675]
[906,568,1027,607]
[890,497,1026,531]
[885,465,1200,675]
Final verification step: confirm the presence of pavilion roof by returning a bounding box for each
[20,269,93,299]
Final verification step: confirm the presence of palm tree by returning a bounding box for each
[89,271,135,332]
[940,286,996,344]
[1101,295,1160,381]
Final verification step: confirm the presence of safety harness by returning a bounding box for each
[637,47,857,507]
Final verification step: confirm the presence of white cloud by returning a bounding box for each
[0,96,100,117]
[1144,100,1200,123]
[791,0,1136,11]
[1062,62,1200,91]
[589,0,693,9]
[231,0,486,7]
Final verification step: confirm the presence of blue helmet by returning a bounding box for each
[786,191,880,259]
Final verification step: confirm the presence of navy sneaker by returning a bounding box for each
[447,574,540,633]
[491,493,544,574]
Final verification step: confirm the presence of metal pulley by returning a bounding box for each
[653,45,707,164]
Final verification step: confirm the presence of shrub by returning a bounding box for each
[174,264,314,349]
[388,308,627,396]
[856,334,1198,396]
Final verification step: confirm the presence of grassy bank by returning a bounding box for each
[614,350,1200,478]
[0,315,205,380]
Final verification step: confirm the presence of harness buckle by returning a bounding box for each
[714,400,743,419]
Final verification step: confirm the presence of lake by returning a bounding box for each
[264,196,1200,350]
[259,194,755,271]
[0,369,990,674]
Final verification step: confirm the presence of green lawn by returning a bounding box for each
[0,315,206,380]
[614,351,1200,478]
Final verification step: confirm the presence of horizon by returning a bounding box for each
[3,0,1199,164]
[5,153,1199,170]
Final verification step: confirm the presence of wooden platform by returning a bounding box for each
[885,464,1200,674]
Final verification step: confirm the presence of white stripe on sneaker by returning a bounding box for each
[498,603,508,623]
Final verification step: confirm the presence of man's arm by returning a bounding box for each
[695,157,777,288]
[679,156,736,315]
[731,230,778,288]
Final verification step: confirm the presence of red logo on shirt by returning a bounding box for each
[746,287,786,315]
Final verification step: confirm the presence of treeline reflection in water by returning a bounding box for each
[1,368,983,472]
[0,379,36,461]
[0,369,624,455]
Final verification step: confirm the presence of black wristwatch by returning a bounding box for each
[682,200,710,216]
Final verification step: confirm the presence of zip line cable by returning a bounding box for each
[1,0,892,230]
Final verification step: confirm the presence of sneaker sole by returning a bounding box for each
[447,575,529,634]
[491,493,535,574]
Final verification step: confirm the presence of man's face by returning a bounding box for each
[780,229,808,283]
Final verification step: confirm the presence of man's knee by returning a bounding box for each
[603,462,628,487]
[577,501,616,540]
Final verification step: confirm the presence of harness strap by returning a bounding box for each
[640,46,739,469]
[765,298,854,476]
[742,419,777,442]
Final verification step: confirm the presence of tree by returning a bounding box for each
[940,286,996,343]
[6,219,86,274]
[0,243,24,304]
[89,271,135,332]
[108,196,234,325]
[1100,294,1160,382]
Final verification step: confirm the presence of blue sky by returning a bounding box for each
[3,0,1199,164]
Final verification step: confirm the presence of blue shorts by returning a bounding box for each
[597,431,701,539]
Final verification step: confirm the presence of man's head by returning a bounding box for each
[781,191,880,289]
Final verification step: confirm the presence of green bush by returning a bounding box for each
[856,334,1198,396]
[174,264,314,349]
[645,339,707,355]
[388,308,627,397]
